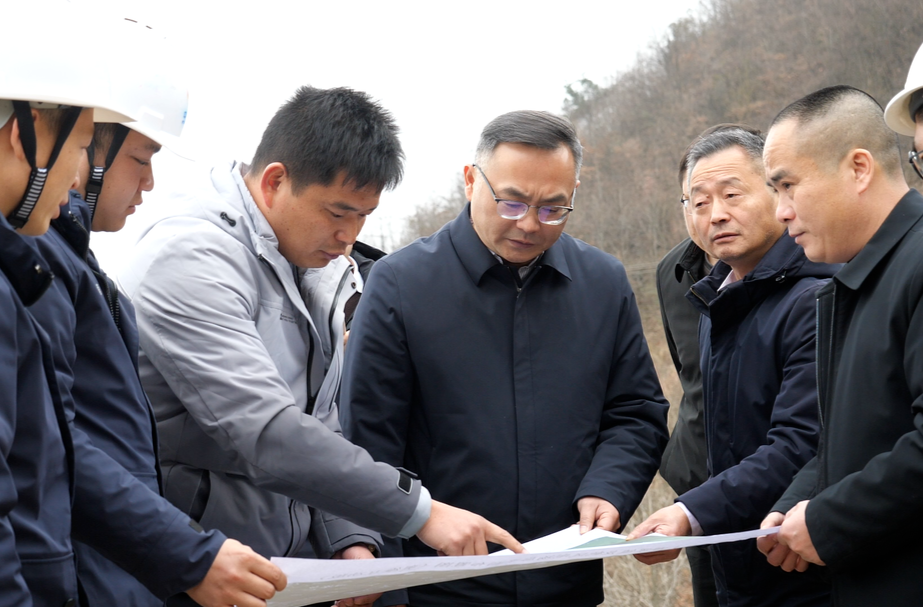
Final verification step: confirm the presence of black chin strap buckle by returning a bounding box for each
[84,165,105,217]
[8,167,49,229]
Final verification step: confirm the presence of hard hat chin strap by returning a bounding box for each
[7,101,82,230]
[84,124,129,220]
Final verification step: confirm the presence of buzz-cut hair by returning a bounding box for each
[770,85,902,177]
[474,110,583,179]
[686,127,766,183]
[250,86,404,194]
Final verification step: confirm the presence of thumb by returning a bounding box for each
[577,502,597,535]
[625,519,656,541]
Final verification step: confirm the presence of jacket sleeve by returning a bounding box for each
[805,281,923,570]
[678,285,822,534]
[772,455,819,514]
[22,245,228,599]
[130,226,420,537]
[69,429,227,598]
[0,301,33,607]
[308,508,382,559]
[572,265,670,529]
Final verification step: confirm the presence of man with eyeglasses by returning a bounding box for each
[340,110,669,607]
[627,127,835,607]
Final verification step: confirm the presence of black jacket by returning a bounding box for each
[775,189,923,607]
[681,233,836,607]
[657,238,711,494]
[343,206,669,607]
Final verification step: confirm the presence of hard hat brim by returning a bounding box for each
[884,84,921,137]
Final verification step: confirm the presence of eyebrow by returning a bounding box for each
[766,169,788,185]
[331,201,376,213]
[146,142,163,153]
[498,186,571,205]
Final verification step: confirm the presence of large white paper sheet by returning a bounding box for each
[268,526,779,606]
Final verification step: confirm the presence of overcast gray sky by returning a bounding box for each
[82,0,705,272]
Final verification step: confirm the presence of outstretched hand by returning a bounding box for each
[416,500,524,556]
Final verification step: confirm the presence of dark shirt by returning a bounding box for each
[342,204,669,607]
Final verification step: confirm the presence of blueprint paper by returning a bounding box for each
[269,526,779,607]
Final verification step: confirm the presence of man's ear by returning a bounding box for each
[8,116,27,162]
[260,162,287,209]
[848,148,874,195]
[463,164,476,201]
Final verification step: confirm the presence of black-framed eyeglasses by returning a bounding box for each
[473,163,574,226]
[910,148,923,181]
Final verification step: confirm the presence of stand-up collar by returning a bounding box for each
[0,214,54,306]
[836,189,923,292]
[448,203,571,285]
[674,239,709,283]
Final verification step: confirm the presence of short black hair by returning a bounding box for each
[92,122,120,159]
[250,86,403,194]
[475,110,583,178]
[771,85,901,176]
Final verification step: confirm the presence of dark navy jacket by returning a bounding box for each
[680,233,834,607]
[0,214,78,607]
[342,205,669,607]
[28,192,226,604]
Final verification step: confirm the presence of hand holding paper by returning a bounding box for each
[576,496,620,534]
[626,504,692,565]
[778,500,825,567]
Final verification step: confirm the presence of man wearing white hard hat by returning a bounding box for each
[1,8,285,607]
[884,41,923,183]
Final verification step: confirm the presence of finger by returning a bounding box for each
[764,543,790,567]
[795,556,809,573]
[781,549,801,573]
[633,549,681,565]
[484,522,524,554]
[596,509,620,533]
[625,521,656,540]
[250,558,288,592]
[756,534,778,556]
[577,503,597,534]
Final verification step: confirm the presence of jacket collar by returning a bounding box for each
[835,189,923,292]
[50,190,92,259]
[688,231,838,320]
[674,238,709,283]
[0,214,55,306]
[449,202,571,285]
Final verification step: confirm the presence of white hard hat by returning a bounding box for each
[885,41,923,136]
[0,3,136,125]
[106,17,191,152]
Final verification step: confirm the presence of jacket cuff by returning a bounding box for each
[143,514,228,597]
[397,486,431,539]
